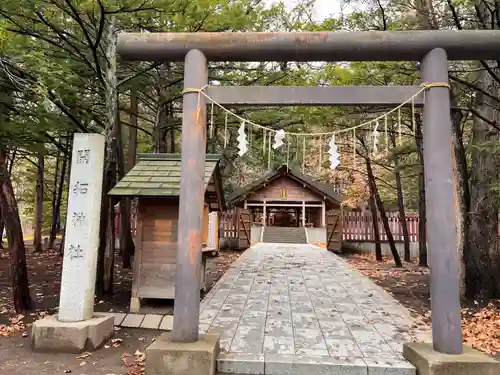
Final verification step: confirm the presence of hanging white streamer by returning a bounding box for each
[273,129,286,149]
[223,112,228,148]
[372,121,380,155]
[328,134,340,169]
[237,120,248,156]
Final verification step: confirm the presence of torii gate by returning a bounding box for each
[117,31,500,355]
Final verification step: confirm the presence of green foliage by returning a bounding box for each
[0,0,499,227]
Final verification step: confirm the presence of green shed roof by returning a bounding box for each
[108,153,221,197]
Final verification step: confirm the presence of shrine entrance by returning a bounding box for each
[267,207,297,227]
[117,30,500,360]
[227,165,343,229]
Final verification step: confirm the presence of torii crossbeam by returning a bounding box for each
[117,30,500,356]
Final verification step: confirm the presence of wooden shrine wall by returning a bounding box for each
[249,176,321,202]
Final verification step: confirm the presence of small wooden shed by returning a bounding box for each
[108,153,225,312]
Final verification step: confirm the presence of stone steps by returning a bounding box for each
[262,227,308,244]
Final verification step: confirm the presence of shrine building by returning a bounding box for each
[225,165,344,250]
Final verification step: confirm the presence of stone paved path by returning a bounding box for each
[200,243,431,375]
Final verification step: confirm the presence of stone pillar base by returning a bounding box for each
[146,332,220,375]
[31,314,114,353]
[403,342,500,375]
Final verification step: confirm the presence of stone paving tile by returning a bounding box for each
[121,313,144,328]
[140,314,163,329]
[217,353,265,375]
[195,243,431,374]
[265,354,367,375]
[231,325,265,354]
[324,338,364,358]
[98,312,126,326]
[159,315,173,330]
[364,359,416,375]
[264,336,295,354]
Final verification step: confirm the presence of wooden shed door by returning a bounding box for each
[238,208,251,249]
[326,209,342,251]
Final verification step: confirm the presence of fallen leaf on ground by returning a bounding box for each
[462,302,500,355]
[134,350,146,362]
[122,352,133,367]
[75,352,91,360]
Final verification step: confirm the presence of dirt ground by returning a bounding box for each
[0,328,158,375]
[0,244,241,324]
[0,243,241,375]
[340,251,500,358]
[0,244,498,374]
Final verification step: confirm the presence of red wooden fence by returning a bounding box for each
[114,205,137,236]
[114,206,422,244]
[342,211,420,243]
[220,209,239,239]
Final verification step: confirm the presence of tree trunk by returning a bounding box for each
[58,229,65,256]
[365,156,402,267]
[48,150,60,249]
[102,189,116,294]
[0,149,14,250]
[7,148,17,174]
[96,162,115,296]
[128,90,138,172]
[0,206,3,250]
[414,117,428,266]
[0,147,33,312]
[450,101,468,296]
[33,152,44,253]
[97,17,118,295]
[169,101,176,153]
[153,63,168,153]
[368,194,382,261]
[465,65,500,299]
[389,133,411,261]
[49,147,68,249]
[118,195,134,269]
[394,164,411,262]
[119,89,139,269]
[116,92,135,269]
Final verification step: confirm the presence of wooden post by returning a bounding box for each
[263,200,267,227]
[202,204,209,247]
[421,48,462,354]
[172,49,207,343]
[321,200,326,227]
[302,200,306,227]
[215,213,219,249]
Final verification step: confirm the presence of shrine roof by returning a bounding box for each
[227,165,344,206]
[108,153,222,199]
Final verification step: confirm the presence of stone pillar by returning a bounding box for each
[32,133,113,353]
[148,50,219,375]
[420,48,462,354]
[172,49,208,343]
[59,133,106,322]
